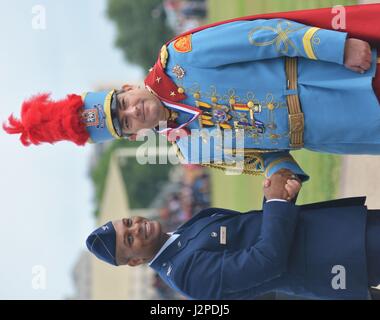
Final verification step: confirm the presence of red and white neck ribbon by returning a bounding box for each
[156,98,201,134]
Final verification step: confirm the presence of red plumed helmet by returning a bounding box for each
[3,93,89,146]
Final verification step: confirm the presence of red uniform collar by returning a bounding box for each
[144,57,187,102]
[145,58,202,141]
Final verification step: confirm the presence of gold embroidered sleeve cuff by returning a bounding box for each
[302,27,320,60]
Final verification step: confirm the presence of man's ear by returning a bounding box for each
[122,84,136,92]
[127,257,148,267]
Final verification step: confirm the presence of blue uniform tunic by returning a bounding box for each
[156,18,379,178]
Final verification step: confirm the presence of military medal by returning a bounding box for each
[158,99,201,135]
[196,101,232,129]
[231,101,266,134]
[213,109,228,122]
[172,65,185,79]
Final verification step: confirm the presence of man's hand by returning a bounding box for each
[344,38,372,74]
[263,169,302,201]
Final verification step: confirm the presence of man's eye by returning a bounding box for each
[124,117,129,130]
[118,96,125,110]
[128,235,133,246]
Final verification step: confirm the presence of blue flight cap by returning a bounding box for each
[86,221,118,266]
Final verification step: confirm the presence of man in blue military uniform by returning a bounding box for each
[141,4,380,175]
[3,4,380,179]
[86,170,380,300]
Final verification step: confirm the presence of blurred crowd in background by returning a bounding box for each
[158,166,210,232]
[152,0,207,33]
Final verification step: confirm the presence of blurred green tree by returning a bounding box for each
[119,159,172,209]
[90,139,173,216]
[107,0,175,70]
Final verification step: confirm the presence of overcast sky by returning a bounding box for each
[0,0,143,299]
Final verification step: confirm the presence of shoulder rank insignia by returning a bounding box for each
[160,45,169,69]
[173,34,192,53]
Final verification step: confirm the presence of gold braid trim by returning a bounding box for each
[201,161,263,176]
[224,148,284,155]
[172,142,273,175]
[201,154,265,176]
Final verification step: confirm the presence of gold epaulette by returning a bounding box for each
[160,45,169,69]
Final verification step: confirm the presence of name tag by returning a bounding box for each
[220,226,227,245]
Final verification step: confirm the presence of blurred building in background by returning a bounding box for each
[72,251,92,300]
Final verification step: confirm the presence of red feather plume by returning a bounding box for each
[3,93,89,146]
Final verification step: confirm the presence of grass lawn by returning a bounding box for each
[211,150,341,211]
[208,0,357,22]
[207,0,355,210]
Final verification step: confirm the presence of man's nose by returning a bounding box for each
[123,104,140,118]
[131,221,143,236]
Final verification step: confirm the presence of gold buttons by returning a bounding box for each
[193,92,200,99]
[211,96,218,103]
[177,87,185,94]
[229,98,236,105]
[247,101,254,108]
[268,103,275,111]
